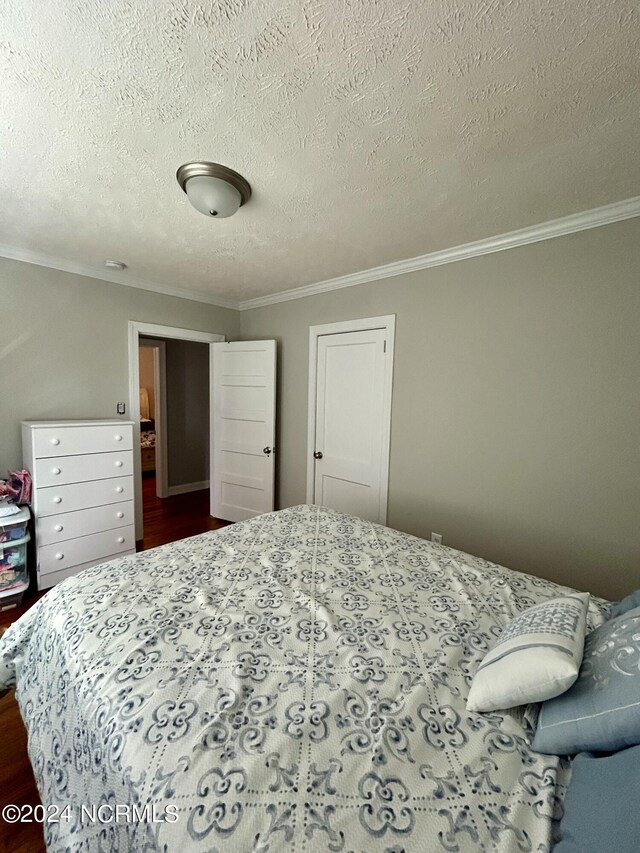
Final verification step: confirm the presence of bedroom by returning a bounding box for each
[0,1,639,851]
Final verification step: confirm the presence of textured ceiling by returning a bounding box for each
[1,0,639,304]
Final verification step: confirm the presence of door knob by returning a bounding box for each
[263,446,272,455]
[314,451,323,460]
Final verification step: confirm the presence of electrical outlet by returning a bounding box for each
[431,532,443,545]
[116,402,126,415]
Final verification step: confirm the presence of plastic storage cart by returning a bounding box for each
[0,506,30,611]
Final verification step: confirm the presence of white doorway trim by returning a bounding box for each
[138,338,167,499]
[128,321,225,540]
[306,314,396,522]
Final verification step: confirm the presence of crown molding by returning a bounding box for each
[0,242,239,310]
[238,195,640,311]
[1,195,638,314]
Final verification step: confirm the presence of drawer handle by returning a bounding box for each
[50,437,60,446]
[51,467,61,475]
[116,511,124,519]
[53,496,62,504]
[54,524,63,532]
[116,486,124,493]
[115,434,123,441]
[117,536,125,544]
[55,553,64,561]
[115,460,123,468]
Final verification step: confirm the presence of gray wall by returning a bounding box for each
[0,258,239,469]
[165,339,209,487]
[240,219,640,599]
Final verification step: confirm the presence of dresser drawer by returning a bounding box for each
[33,425,133,458]
[35,451,133,487]
[38,551,136,590]
[37,501,134,546]
[37,477,134,516]
[38,525,135,576]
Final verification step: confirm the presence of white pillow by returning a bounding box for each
[467,592,589,713]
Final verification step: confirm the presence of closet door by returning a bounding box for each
[310,325,393,523]
[307,314,395,524]
[211,341,276,522]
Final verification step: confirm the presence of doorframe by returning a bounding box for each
[128,321,225,541]
[138,337,167,499]
[305,314,396,523]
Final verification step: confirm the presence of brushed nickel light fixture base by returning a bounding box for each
[176,162,252,211]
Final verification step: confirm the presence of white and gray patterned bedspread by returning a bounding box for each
[0,505,607,852]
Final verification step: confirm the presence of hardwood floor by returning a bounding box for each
[0,698,42,853]
[140,476,228,549]
[0,480,229,852]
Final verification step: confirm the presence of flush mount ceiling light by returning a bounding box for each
[176,162,251,219]
[105,260,127,271]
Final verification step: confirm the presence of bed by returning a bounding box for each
[0,505,607,851]
[140,418,156,474]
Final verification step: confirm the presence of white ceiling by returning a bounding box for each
[1,0,638,306]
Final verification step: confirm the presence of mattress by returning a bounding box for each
[0,505,607,852]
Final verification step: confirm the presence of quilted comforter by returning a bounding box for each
[0,505,606,852]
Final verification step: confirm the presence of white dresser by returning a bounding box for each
[22,420,136,589]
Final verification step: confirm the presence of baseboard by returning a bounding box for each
[165,480,210,496]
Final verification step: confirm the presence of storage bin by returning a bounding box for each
[0,587,27,612]
[0,532,30,594]
[0,505,30,542]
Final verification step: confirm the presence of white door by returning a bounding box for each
[211,340,276,522]
[312,328,391,523]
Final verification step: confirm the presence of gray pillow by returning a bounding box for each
[533,605,640,754]
[610,588,640,619]
[555,746,640,853]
